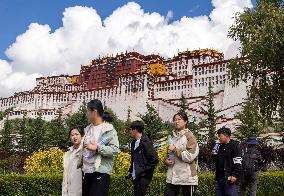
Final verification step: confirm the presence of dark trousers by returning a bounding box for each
[133,177,152,196]
[239,172,258,196]
[82,172,110,196]
[164,183,196,196]
[215,179,237,196]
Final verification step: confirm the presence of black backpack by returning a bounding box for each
[242,148,260,175]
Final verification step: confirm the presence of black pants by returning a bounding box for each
[239,172,258,196]
[133,177,152,196]
[164,183,196,196]
[82,172,110,196]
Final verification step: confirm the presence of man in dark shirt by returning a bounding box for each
[127,120,158,196]
[239,137,262,196]
[212,127,242,196]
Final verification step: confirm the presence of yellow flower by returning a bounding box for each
[24,149,64,174]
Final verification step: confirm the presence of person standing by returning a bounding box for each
[239,137,261,196]
[62,128,84,196]
[127,120,159,196]
[213,127,242,196]
[164,112,199,196]
[79,99,120,196]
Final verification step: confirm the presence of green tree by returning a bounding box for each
[0,111,5,121]
[188,117,201,141]
[20,113,46,153]
[45,110,69,149]
[271,98,284,137]
[65,103,88,132]
[179,92,188,115]
[228,0,284,124]
[278,99,284,131]
[138,102,166,143]
[124,106,133,148]
[125,107,131,127]
[17,115,29,151]
[104,107,131,147]
[200,83,219,145]
[164,121,175,135]
[0,119,14,152]
[234,97,264,141]
[178,93,201,141]
[31,114,46,152]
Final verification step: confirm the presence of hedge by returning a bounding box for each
[0,172,283,196]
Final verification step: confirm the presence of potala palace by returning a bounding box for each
[0,49,248,130]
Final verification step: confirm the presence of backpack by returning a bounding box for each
[242,148,260,175]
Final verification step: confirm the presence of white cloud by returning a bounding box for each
[0,60,12,80]
[0,1,253,97]
[0,72,41,96]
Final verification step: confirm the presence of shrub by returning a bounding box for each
[113,152,131,175]
[0,173,62,196]
[113,145,168,175]
[0,172,283,195]
[155,145,167,173]
[0,151,30,174]
[257,171,284,196]
[24,149,64,174]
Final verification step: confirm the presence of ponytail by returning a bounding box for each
[102,111,113,123]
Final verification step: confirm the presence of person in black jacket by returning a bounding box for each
[212,127,242,196]
[127,120,159,196]
[239,137,262,196]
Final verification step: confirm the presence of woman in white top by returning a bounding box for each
[62,128,84,196]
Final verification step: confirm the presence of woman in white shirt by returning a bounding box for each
[62,128,84,196]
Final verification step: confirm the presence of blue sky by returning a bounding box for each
[0,0,256,60]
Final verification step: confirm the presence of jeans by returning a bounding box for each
[215,179,237,196]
